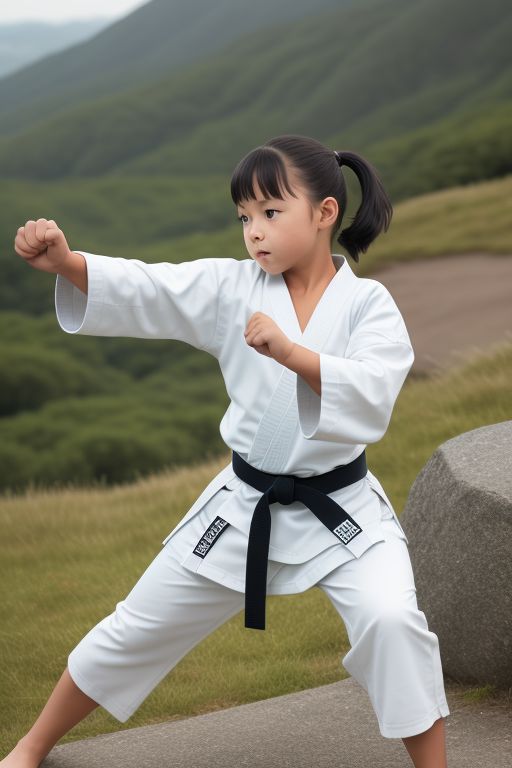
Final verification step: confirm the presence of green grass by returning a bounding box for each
[1,337,511,751]
[461,684,499,704]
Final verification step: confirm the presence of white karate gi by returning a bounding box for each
[54,251,450,737]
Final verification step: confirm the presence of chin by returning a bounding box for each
[261,264,282,276]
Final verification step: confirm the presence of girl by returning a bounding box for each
[5,134,450,767]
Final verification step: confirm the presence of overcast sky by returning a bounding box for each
[0,1,150,23]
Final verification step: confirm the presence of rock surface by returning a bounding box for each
[400,420,512,689]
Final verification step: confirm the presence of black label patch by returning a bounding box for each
[332,518,363,544]
[193,516,230,559]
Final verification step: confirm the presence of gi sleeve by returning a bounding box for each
[54,251,235,358]
[296,282,415,444]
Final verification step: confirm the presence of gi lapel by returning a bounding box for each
[247,253,358,473]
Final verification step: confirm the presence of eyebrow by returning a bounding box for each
[238,198,275,209]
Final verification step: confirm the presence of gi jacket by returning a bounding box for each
[55,251,414,575]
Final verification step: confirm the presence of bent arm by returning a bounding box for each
[297,340,414,444]
[296,283,415,444]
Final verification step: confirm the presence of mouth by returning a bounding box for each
[256,251,270,258]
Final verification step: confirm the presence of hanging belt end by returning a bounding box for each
[244,600,267,630]
[245,618,266,631]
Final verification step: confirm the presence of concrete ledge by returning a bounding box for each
[41,677,512,768]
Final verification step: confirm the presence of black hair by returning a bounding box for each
[230,133,393,263]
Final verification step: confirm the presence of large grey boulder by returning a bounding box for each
[400,420,512,690]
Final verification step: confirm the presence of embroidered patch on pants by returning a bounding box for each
[193,516,230,558]
[332,518,362,544]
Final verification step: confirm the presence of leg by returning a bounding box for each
[1,533,245,766]
[316,517,450,764]
[1,668,99,768]
[402,716,448,768]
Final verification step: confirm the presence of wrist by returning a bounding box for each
[280,340,297,367]
[58,250,81,275]
[62,249,79,269]
[57,250,88,294]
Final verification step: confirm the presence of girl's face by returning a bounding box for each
[236,169,335,276]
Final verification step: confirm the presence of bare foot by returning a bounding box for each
[0,739,45,768]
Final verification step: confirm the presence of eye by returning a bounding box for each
[237,209,279,224]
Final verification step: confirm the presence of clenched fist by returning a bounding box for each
[244,311,295,365]
[14,218,72,274]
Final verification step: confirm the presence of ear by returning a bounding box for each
[317,196,339,229]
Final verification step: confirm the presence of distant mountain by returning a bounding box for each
[0,0,348,136]
[0,19,114,80]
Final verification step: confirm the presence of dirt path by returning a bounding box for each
[368,253,512,375]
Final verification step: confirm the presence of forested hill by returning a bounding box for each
[0,0,346,135]
[0,0,510,185]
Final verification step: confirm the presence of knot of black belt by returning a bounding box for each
[270,475,295,505]
[231,449,368,631]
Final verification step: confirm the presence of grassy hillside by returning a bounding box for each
[0,0,510,193]
[1,174,511,496]
[0,338,510,749]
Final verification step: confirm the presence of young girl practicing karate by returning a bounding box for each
[5,134,450,767]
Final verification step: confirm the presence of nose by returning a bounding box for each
[249,226,263,243]
[246,217,264,242]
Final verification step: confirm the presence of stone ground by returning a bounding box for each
[41,677,511,768]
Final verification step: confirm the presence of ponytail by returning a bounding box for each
[333,150,393,263]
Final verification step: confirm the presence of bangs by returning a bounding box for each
[230,148,298,207]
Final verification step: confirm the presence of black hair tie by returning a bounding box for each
[334,150,343,166]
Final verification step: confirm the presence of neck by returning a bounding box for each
[283,253,338,294]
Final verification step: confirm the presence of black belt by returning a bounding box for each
[231,449,368,631]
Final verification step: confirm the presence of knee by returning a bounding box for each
[375,602,414,632]
[355,598,423,641]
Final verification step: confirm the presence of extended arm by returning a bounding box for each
[55,250,237,358]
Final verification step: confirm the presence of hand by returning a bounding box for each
[244,312,295,364]
[14,218,73,274]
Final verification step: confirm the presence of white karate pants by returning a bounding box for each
[67,513,450,739]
